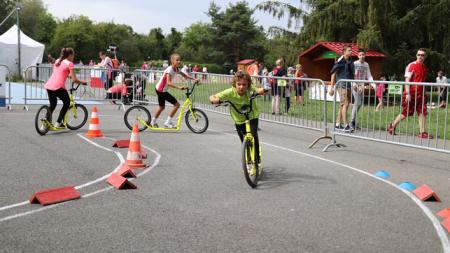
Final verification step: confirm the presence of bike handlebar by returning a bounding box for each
[216,92,260,116]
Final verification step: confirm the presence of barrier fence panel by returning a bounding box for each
[132,70,332,146]
[23,65,122,108]
[0,64,12,110]
[324,79,450,153]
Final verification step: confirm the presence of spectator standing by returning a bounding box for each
[387,48,432,139]
[437,70,448,108]
[202,65,208,80]
[328,45,354,131]
[89,59,95,66]
[294,64,308,106]
[375,76,387,112]
[285,67,295,113]
[193,64,200,78]
[350,49,374,131]
[271,58,287,115]
[97,51,114,89]
[47,54,55,64]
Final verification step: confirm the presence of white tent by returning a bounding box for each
[0,25,45,74]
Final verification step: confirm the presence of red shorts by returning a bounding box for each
[401,93,427,117]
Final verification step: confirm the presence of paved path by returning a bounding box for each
[0,105,449,252]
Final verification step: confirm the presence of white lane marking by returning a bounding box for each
[0,138,161,223]
[212,128,450,253]
[0,201,29,211]
[0,135,122,211]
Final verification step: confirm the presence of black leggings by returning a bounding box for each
[235,118,260,163]
[47,88,70,123]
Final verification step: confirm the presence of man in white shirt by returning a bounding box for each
[351,49,374,131]
[437,70,448,108]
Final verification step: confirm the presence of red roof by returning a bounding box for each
[299,42,385,58]
[237,59,255,65]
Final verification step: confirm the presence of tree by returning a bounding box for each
[49,15,96,63]
[19,0,56,46]
[257,0,450,77]
[208,1,266,63]
[165,28,182,55]
[146,28,167,60]
[0,0,15,34]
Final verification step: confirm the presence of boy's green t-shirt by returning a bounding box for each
[215,86,259,124]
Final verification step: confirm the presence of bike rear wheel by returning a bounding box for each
[242,139,258,188]
[124,105,151,131]
[35,105,51,136]
[66,104,88,130]
[185,108,209,134]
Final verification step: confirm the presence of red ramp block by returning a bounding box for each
[437,208,450,219]
[107,173,137,189]
[117,164,136,178]
[442,218,450,233]
[412,184,441,202]
[30,186,80,206]
[112,140,129,148]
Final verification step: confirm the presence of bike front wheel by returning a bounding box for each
[242,139,258,188]
[124,105,151,131]
[66,104,88,130]
[185,108,209,134]
[35,105,51,136]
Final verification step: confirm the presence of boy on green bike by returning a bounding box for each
[209,71,266,166]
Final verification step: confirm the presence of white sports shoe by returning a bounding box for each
[163,121,176,128]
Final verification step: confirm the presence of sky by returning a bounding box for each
[41,0,303,35]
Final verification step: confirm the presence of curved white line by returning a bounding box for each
[0,135,122,212]
[0,136,160,221]
[213,128,450,252]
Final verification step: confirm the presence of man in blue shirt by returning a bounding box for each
[328,45,354,131]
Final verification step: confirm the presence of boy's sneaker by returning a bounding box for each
[418,132,433,139]
[151,123,159,128]
[343,125,351,132]
[387,123,395,135]
[164,121,176,129]
[335,124,343,130]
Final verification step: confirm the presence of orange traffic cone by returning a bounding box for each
[85,106,104,138]
[126,123,146,168]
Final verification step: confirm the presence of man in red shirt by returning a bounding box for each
[388,48,431,138]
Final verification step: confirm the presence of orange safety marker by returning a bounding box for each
[126,123,146,168]
[112,139,130,148]
[441,218,450,233]
[106,173,137,189]
[117,163,136,178]
[412,184,441,202]
[437,208,450,219]
[30,186,80,206]
[85,106,104,138]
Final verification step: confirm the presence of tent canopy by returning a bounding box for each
[0,25,45,74]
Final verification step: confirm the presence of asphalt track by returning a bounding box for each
[0,104,449,253]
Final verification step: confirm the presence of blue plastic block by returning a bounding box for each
[399,182,417,191]
[374,170,390,179]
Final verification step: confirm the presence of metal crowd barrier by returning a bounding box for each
[131,70,332,147]
[23,65,130,110]
[324,79,450,154]
[0,64,12,110]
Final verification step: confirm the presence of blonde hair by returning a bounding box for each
[170,53,181,64]
[295,64,302,70]
[276,58,284,67]
[231,71,252,88]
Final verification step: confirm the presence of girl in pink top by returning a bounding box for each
[44,47,86,128]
